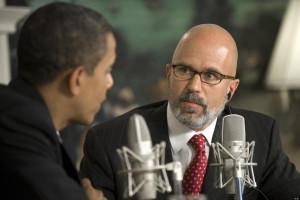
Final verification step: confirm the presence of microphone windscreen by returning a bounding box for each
[222,114,246,142]
[127,114,152,154]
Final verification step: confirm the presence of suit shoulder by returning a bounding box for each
[89,101,167,131]
[229,107,275,122]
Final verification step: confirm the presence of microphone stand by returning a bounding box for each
[234,161,243,200]
[165,162,183,196]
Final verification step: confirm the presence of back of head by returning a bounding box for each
[17,2,113,86]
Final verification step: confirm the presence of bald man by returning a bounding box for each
[80,24,300,199]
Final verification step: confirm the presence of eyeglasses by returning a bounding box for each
[171,64,235,85]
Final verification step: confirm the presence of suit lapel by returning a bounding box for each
[59,143,81,184]
[201,108,231,199]
[202,114,223,194]
[145,101,172,163]
[144,102,175,196]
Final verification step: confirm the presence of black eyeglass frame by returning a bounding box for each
[171,64,236,85]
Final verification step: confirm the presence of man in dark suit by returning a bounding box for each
[80,24,300,199]
[0,2,116,200]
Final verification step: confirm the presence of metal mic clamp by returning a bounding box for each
[210,141,257,200]
[165,162,183,196]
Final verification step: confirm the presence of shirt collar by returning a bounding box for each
[167,102,217,154]
[56,131,63,143]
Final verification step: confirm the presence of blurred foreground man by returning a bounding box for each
[0,2,116,200]
[80,24,300,200]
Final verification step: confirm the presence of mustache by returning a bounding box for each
[179,92,207,108]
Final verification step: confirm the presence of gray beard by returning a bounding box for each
[170,93,226,130]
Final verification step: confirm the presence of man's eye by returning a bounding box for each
[178,66,193,74]
[202,71,218,79]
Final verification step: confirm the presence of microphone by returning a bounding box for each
[222,114,246,195]
[211,114,257,200]
[126,113,156,199]
[117,114,180,199]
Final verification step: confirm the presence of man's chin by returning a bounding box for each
[176,109,201,121]
[179,105,205,115]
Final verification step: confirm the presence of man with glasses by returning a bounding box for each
[80,24,300,199]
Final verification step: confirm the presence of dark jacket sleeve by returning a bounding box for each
[258,118,300,198]
[0,85,88,200]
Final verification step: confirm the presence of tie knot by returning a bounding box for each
[189,134,206,153]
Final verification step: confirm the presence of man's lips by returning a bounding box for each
[180,100,202,107]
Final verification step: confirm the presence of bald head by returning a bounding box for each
[172,24,238,75]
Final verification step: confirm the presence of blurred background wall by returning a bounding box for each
[3,0,300,171]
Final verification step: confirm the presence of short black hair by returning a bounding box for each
[17,2,113,85]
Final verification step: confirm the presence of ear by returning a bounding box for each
[69,66,85,96]
[226,88,231,100]
[227,79,240,100]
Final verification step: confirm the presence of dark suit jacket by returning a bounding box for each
[0,78,88,200]
[80,101,300,200]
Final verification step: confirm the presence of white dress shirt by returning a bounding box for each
[167,102,217,174]
[56,131,63,143]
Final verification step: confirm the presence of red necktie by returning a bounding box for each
[182,134,207,195]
